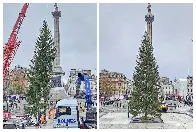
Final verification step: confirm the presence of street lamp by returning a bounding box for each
[128,105,130,118]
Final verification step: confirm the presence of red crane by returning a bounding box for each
[3,3,29,83]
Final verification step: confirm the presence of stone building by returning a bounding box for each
[67,69,97,96]
[125,79,132,96]
[173,76,193,101]
[7,66,29,94]
[99,69,127,98]
[174,78,188,99]
[187,75,193,101]
[160,77,174,97]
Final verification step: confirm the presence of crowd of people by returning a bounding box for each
[3,94,26,112]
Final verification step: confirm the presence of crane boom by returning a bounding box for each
[76,73,93,120]
[3,3,29,83]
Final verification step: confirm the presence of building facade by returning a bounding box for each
[99,69,127,98]
[187,76,193,95]
[126,79,132,96]
[7,66,29,94]
[67,69,97,96]
[174,78,188,99]
[187,75,193,101]
[160,77,174,97]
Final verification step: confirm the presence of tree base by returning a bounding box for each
[130,116,163,123]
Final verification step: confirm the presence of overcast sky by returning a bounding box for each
[100,3,193,80]
[3,3,97,77]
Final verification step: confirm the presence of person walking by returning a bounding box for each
[40,114,46,124]
[51,109,55,119]
[48,109,51,119]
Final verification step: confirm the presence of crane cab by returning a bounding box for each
[53,98,80,129]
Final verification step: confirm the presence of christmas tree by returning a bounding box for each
[26,20,56,119]
[129,31,161,121]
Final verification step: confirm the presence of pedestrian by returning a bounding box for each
[40,114,45,124]
[48,109,51,119]
[15,103,18,108]
[21,123,25,129]
[44,114,46,124]
[10,102,13,108]
[38,112,41,124]
[51,109,55,119]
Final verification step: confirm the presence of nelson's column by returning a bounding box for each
[52,3,64,75]
[49,3,66,102]
[145,3,154,43]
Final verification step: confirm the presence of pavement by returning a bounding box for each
[7,96,97,129]
[99,101,193,129]
[40,116,53,129]
[99,112,193,129]
[168,104,193,118]
[37,98,96,129]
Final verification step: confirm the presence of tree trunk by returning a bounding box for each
[144,106,148,121]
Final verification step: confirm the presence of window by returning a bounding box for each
[56,106,71,117]
[188,89,189,92]
[191,89,192,92]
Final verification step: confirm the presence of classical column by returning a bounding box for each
[145,3,154,43]
[52,3,64,75]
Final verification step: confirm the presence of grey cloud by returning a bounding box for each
[100,3,193,80]
[3,3,97,74]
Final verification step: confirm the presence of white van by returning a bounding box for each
[53,98,80,129]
